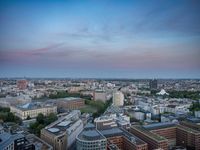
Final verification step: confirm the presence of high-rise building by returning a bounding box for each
[113,91,124,106]
[149,79,158,90]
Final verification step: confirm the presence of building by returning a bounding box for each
[76,123,107,150]
[143,122,177,148]
[195,111,200,118]
[176,125,200,150]
[94,116,117,130]
[54,97,85,110]
[145,122,200,150]
[24,134,53,150]
[68,86,84,93]
[10,102,57,120]
[100,127,148,150]
[0,128,52,150]
[93,90,107,102]
[0,132,34,150]
[113,91,124,106]
[130,122,200,150]
[17,79,28,90]
[149,79,158,90]
[94,114,130,130]
[130,125,168,150]
[41,110,83,150]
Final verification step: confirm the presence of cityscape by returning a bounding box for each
[0,1,200,150]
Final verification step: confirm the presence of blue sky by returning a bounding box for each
[0,0,200,78]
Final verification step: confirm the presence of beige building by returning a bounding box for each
[41,110,83,150]
[10,102,57,120]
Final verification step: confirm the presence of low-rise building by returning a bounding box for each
[100,127,148,150]
[93,90,107,102]
[130,125,168,150]
[0,132,36,150]
[10,102,57,120]
[54,97,85,110]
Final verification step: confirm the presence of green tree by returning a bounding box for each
[36,113,44,124]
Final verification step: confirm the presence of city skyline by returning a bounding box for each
[0,0,200,78]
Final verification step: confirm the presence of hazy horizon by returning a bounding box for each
[1,0,200,78]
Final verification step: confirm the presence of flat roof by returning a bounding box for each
[57,97,82,101]
[0,132,24,149]
[131,126,167,142]
[143,122,176,130]
[16,102,55,110]
[177,125,200,135]
[44,110,81,136]
[57,121,71,127]
[100,127,146,145]
[78,128,106,141]
[26,134,53,150]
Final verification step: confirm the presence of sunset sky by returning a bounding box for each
[0,0,200,78]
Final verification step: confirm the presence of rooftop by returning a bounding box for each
[16,102,55,110]
[44,110,82,136]
[143,122,176,130]
[0,132,24,149]
[100,127,146,145]
[177,124,200,135]
[25,134,53,150]
[77,128,106,141]
[57,97,82,101]
[131,125,167,142]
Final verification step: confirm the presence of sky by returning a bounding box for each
[0,0,200,78]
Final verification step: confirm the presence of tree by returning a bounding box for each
[29,113,58,136]
[36,113,44,124]
[45,113,57,125]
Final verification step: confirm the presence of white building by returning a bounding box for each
[195,111,200,118]
[10,102,57,120]
[113,91,124,106]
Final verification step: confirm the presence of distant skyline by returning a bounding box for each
[0,0,200,78]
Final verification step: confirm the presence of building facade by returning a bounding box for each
[55,97,85,110]
[10,103,57,120]
[113,91,124,106]
[76,123,107,150]
[41,110,83,150]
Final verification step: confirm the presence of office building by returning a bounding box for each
[94,116,117,130]
[41,110,83,150]
[76,123,107,150]
[130,122,200,150]
[130,125,168,150]
[100,127,148,150]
